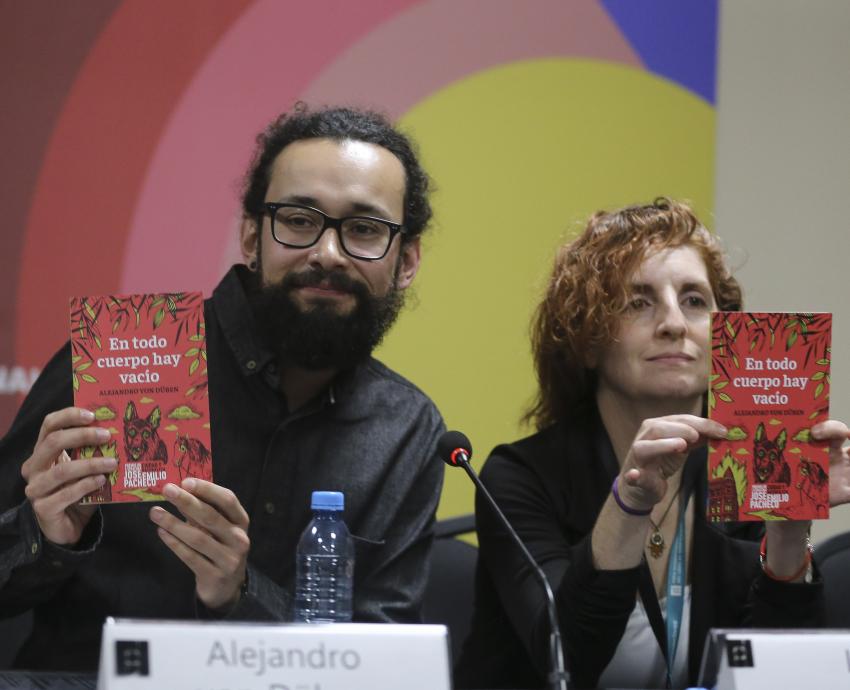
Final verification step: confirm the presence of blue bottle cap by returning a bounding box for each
[311,491,344,511]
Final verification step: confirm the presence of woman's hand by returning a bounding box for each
[812,420,850,507]
[617,414,728,511]
[592,414,726,570]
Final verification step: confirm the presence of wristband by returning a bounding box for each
[611,476,652,516]
[759,534,813,582]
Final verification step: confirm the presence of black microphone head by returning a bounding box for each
[437,430,473,467]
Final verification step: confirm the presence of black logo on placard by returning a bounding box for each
[725,638,754,667]
[115,640,149,676]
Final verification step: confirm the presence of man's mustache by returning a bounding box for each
[282,267,366,295]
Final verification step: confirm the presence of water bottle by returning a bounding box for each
[293,491,354,622]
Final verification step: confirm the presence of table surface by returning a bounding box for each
[0,672,96,689]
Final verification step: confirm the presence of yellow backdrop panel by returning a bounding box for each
[377,58,716,520]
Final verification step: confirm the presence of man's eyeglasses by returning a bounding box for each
[264,203,407,261]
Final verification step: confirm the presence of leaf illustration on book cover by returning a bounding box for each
[93,405,116,420]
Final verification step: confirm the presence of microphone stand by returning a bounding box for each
[456,455,570,690]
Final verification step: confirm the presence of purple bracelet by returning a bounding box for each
[611,476,652,516]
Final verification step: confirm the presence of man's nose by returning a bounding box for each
[309,225,348,269]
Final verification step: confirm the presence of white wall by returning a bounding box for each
[715,0,850,543]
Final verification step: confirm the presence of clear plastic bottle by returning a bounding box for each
[293,491,355,622]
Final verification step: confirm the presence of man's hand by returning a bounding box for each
[150,479,250,612]
[21,407,117,546]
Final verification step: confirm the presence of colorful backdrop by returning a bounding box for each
[0,0,718,519]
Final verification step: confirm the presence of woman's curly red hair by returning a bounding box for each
[526,198,742,429]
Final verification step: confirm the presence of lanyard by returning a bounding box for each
[664,495,688,688]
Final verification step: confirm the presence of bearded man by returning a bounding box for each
[0,105,445,671]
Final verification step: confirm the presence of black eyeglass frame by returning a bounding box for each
[263,202,408,261]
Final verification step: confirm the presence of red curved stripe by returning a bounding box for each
[17,0,420,367]
[16,0,254,365]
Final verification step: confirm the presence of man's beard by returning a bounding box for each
[247,265,405,371]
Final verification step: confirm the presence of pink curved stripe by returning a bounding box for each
[300,0,641,115]
[120,0,419,294]
[120,0,640,295]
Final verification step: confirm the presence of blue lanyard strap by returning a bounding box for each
[664,495,688,688]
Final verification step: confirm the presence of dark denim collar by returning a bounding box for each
[212,265,276,380]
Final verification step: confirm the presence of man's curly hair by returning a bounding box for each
[241,103,432,243]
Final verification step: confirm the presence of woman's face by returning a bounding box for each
[595,244,716,406]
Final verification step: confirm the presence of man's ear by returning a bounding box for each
[395,237,421,290]
[240,216,259,266]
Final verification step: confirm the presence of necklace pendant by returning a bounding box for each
[649,530,665,559]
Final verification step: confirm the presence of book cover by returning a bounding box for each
[707,312,831,522]
[70,292,212,503]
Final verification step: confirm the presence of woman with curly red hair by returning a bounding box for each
[456,199,850,689]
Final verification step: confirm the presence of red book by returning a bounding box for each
[69,293,213,503]
[707,312,831,522]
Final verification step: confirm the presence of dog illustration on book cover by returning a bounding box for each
[753,422,790,485]
[123,402,168,464]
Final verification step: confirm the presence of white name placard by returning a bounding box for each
[701,628,850,690]
[97,618,450,690]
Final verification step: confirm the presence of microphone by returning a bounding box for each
[437,431,570,690]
